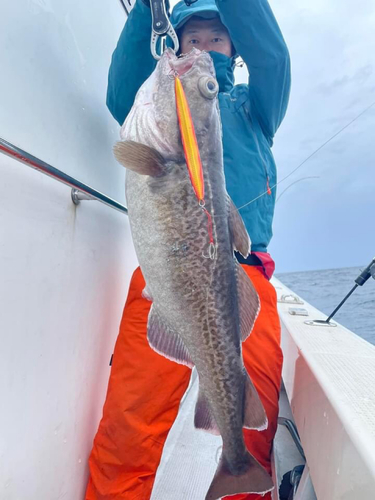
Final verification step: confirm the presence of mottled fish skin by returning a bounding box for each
[116,48,272,497]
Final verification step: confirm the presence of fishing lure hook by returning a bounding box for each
[202,242,217,260]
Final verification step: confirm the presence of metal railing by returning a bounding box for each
[0,137,128,215]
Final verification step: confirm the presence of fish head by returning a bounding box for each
[161,48,220,145]
[121,48,220,156]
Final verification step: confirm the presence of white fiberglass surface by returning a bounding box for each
[274,277,375,500]
[0,0,127,201]
[151,370,221,499]
[0,1,138,499]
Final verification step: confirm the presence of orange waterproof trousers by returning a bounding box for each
[86,265,283,500]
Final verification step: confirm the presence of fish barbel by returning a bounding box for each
[114,47,273,499]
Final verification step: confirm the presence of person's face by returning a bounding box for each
[179,17,233,58]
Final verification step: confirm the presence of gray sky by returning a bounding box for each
[235,0,375,272]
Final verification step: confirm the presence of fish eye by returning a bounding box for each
[198,77,219,99]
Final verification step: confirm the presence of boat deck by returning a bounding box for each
[151,370,219,499]
[151,370,304,499]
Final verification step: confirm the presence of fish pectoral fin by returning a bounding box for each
[243,373,268,431]
[113,140,166,176]
[205,452,273,500]
[228,196,251,257]
[194,386,220,435]
[147,306,194,368]
[237,263,260,342]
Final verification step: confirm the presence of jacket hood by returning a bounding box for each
[169,0,235,92]
[171,0,220,31]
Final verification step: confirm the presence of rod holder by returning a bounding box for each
[304,319,337,327]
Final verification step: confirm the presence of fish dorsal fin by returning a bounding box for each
[228,196,251,257]
[113,140,165,176]
[236,263,261,341]
[194,385,220,435]
[243,372,268,430]
[147,306,194,368]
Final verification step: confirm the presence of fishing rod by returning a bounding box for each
[308,258,375,326]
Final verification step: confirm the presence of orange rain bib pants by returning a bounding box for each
[86,265,283,500]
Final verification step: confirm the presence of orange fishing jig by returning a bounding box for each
[175,76,215,257]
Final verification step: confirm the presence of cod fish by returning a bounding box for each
[114,48,273,499]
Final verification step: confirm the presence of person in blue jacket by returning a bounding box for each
[86,1,291,499]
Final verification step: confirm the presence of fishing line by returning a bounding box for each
[276,176,320,203]
[235,99,375,212]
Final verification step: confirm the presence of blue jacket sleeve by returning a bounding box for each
[216,0,291,140]
[107,0,156,125]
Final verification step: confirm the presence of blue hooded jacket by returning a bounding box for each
[107,0,291,258]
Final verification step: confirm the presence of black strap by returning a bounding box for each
[235,252,262,267]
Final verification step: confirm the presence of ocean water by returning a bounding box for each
[276,265,375,345]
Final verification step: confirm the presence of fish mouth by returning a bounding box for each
[166,47,211,77]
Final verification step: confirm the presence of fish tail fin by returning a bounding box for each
[243,373,268,431]
[205,452,273,500]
